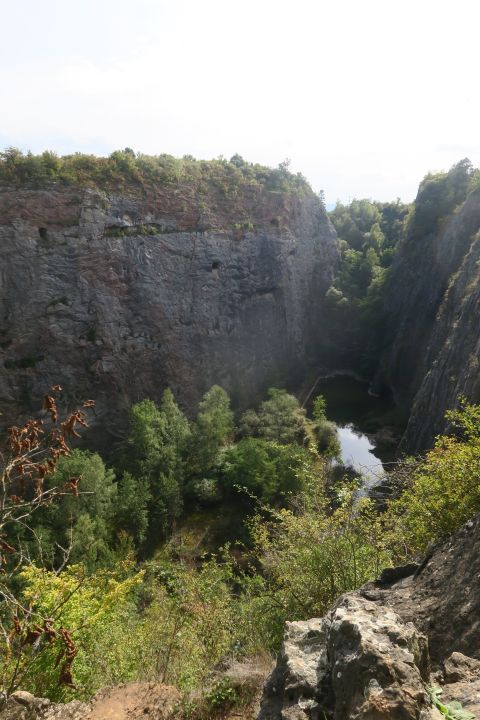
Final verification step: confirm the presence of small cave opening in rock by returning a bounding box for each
[211,260,221,271]
[38,227,48,240]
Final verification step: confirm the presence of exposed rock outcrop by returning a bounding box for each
[259,598,432,720]
[363,514,480,665]
[376,187,480,452]
[259,513,480,719]
[0,184,338,443]
[0,691,87,719]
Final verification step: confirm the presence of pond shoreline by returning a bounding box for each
[300,372,404,474]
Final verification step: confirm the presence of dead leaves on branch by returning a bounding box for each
[2,386,95,510]
[9,615,78,689]
[0,386,94,691]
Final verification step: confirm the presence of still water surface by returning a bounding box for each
[308,375,398,485]
[337,425,384,481]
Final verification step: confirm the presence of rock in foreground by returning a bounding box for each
[259,514,480,719]
[259,596,432,719]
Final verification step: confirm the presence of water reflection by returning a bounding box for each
[336,425,385,495]
[306,375,402,495]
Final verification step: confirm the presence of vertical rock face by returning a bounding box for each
[0,184,338,442]
[376,188,480,452]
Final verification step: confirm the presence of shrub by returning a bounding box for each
[315,420,341,459]
[0,148,315,197]
[248,486,393,642]
[3,561,142,701]
[389,400,480,556]
[219,438,313,505]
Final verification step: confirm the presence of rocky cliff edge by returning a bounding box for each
[259,512,480,719]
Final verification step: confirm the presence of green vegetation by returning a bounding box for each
[326,159,480,375]
[239,387,307,444]
[326,197,410,371]
[0,147,314,196]
[408,158,479,239]
[428,686,475,720]
[34,450,117,570]
[2,383,480,707]
[219,439,313,505]
[390,399,480,556]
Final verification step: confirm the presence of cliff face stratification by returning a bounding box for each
[376,187,480,452]
[0,183,337,441]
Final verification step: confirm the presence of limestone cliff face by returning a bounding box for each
[376,188,480,452]
[0,184,338,442]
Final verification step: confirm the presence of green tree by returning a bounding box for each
[238,408,261,438]
[37,450,116,570]
[114,472,150,546]
[409,158,474,238]
[220,438,312,504]
[258,388,306,444]
[315,421,341,459]
[188,386,234,475]
[121,390,191,545]
[312,395,327,423]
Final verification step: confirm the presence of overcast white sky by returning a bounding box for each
[1,0,479,203]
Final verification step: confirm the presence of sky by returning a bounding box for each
[1,0,479,204]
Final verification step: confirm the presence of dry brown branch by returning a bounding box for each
[0,386,95,696]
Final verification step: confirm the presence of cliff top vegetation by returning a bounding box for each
[0,147,315,198]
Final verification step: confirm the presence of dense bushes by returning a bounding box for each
[219,439,313,504]
[2,385,480,705]
[390,400,480,556]
[0,147,314,196]
[4,561,142,701]
[249,489,392,637]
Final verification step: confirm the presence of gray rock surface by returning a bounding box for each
[440,653,480,717]
[0,185,338,442]
[259,596,431,719]
[259,514,480,719]
[376,187,480,452]
[0,692,86,719]
[361,514,480,665]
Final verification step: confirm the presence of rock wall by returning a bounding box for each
[259,513,480,719]
[0,184,338,443]
[375,188,480,452]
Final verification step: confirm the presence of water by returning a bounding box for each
[336,425,385,491]
[307,375,401,487]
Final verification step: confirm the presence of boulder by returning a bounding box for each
[259,596,431,719]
